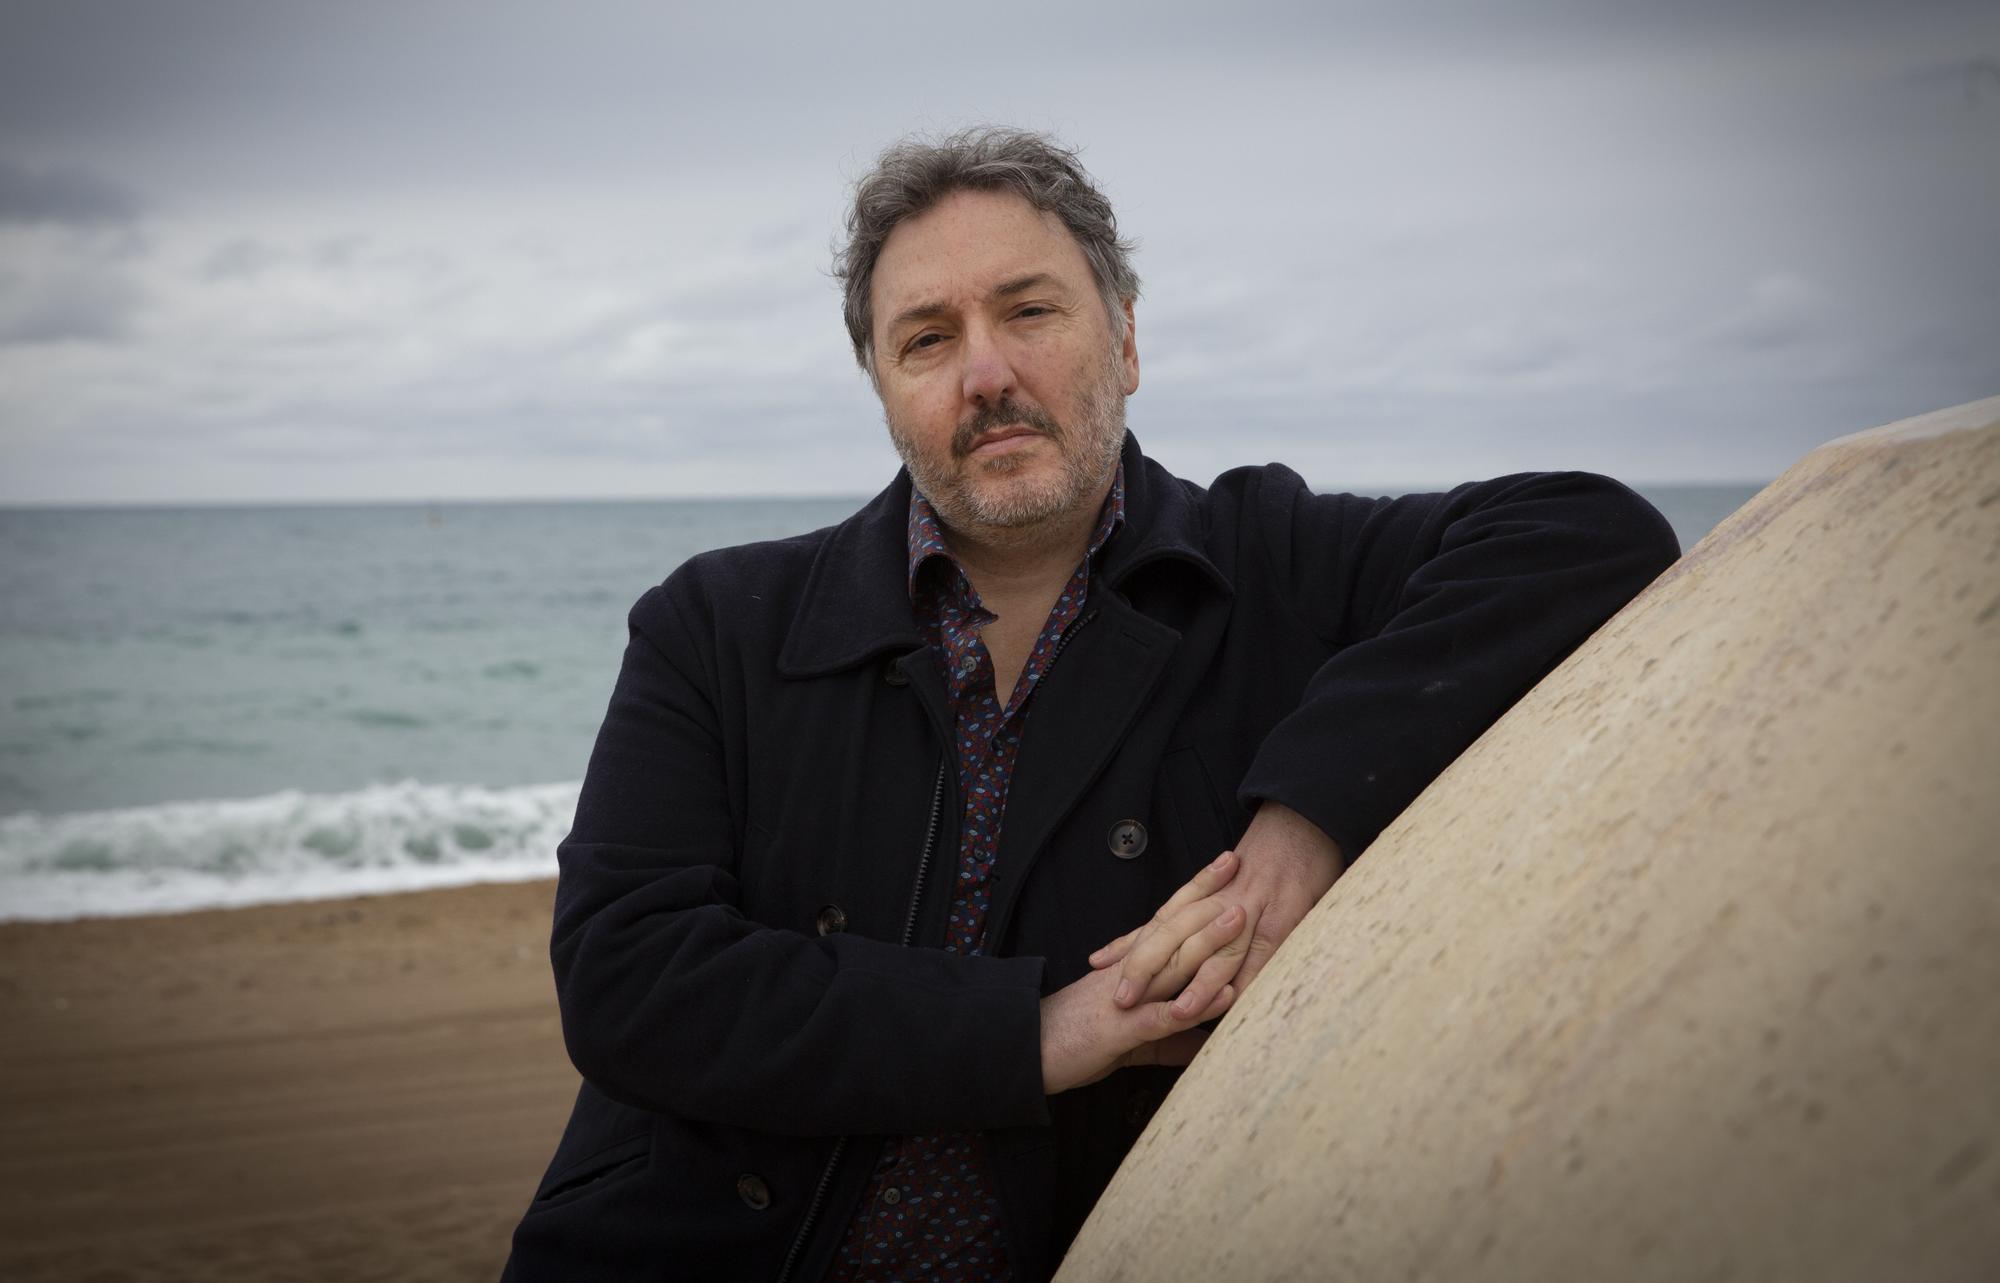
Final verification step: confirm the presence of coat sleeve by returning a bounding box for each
[548,576,1050,1138]
[1235,468,1679,859]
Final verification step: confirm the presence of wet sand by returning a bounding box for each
[0,880,576,1282]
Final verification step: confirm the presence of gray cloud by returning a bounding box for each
[0,159,141,226]
[0,276,140,344]
[1895,56,2000,101]
[0,223,148,345]
[200,237,279,281]
[0,0,1995,502]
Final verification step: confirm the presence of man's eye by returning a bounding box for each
[908,333,944,352]
[1015,306,1050,319]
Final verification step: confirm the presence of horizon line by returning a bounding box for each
[0,477,1778,513]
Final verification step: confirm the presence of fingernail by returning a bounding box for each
[1114,979,1132,1005]
[1211,851,1232,868]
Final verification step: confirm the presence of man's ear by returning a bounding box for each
[1119,298,1140,396]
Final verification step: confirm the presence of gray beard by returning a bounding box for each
[887,358,1127,534]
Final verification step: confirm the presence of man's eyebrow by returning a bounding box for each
[886,273,1066,334]
[888,299,951,334]
[992,272,1058,299]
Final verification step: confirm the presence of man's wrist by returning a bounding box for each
[1241,799,1344,878]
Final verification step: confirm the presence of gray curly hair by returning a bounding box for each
[833,126,1141,373]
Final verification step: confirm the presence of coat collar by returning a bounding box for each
[776,431,1231,678]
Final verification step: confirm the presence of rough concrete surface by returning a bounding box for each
[1057,397,2000,1283]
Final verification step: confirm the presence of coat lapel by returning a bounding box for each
[769,432,1231,951]
[775,433,1228,682]
[983,589,1180,946]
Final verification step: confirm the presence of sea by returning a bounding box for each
[0,484,1760,921]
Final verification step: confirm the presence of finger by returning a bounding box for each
[1135,981,1237,1040]
[1088,926,1139,970]
[1089,850,1237,969]
[1115,898,1233,1007]
[1195,980,1238,1023]
[1167,908,1256,1016]
[1152,849,1238,924]
[1140,901,1248,1004]
[1164,849,1240,913]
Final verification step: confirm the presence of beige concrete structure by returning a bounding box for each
[1058,397,2000,1283]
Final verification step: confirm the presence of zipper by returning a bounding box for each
[774,608,1090,1281]
[1047,607,1096,671]
[774,753,950,1283]
[774,1136,845,1283]
[897,756,950,947]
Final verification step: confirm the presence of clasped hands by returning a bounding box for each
[1038,801,1344,1095]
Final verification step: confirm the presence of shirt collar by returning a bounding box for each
[906,461,1127,601]
[775,432,1230,681]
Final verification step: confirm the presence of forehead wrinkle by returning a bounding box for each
[887,270,1071,335]
[993,272,1060,299]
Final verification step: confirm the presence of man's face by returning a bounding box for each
[869,188,1140,535]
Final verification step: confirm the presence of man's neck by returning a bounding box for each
[940,472,1114,604]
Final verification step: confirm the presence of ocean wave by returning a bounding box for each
[0,779,579,922]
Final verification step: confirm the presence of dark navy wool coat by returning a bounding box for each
[503,432,1679,1282]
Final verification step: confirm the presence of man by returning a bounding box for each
[503,127,1677,1282]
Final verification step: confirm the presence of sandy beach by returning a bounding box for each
[0,880,576,1282]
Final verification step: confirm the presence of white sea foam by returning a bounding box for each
[0,779,580,922]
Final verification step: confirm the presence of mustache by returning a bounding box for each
[951,399,1063,459]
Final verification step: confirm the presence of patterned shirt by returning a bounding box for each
[828,466,1126,1282]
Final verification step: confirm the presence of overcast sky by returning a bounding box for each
[1,0,1995,504]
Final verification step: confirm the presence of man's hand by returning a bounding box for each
[1090,800,1344,1018]
[1040,961,1237,1096]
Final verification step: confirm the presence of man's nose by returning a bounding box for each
[959,324,1017,406]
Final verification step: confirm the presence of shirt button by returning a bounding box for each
[736,1173,772,1210]
[815,904,847,936]
[882,660,909,687]
[881,1187,902,1205]
[1109,819,1149,859]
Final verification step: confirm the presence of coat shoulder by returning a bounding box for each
[629,521,844,647]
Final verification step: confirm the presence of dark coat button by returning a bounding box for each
[736,1173,771,1210]
[882,659,909,687]
[815,904,847,936]
[1109,819,1149,859]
